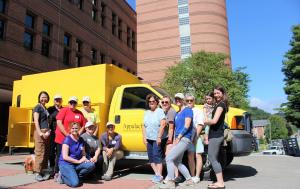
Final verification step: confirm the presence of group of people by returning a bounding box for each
[32,93,122,187]
[143,86,228,189]
[32,85,228,189]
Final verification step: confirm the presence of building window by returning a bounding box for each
[25,13,34,29]
[63,33,71,65]
[178,5,189,14]
[92,0,97,6]
[180,36,190,44]
[92,8,97,21]
[131,31,136,50]
[42,21,51,36]
[76,39,82,52]
[112,12,117,36]
[100,53,105,63]
[178,0,188,6]
[127,27,131,47]
[41,39,50,57]
[179,17,189,25]
[181,46,191,55]
[91,48,97,64]
[101,3,106,27]
[0,20,4,39]
[75,55,81,67]
[118,63,122,68]
[118,19,122,40]
[76,0,83,10]
[112,59,116,65]
[0,0,6,13]
[23,32,33,50]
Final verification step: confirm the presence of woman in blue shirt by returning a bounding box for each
[58,122,95,187]
[159,93,194,189]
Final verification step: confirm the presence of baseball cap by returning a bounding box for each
[85,121,95,128]
[82,96,91,102]
[174,93,185,99]
[106,121,115,127]
[68,96,78,103]
[54,94,62,100]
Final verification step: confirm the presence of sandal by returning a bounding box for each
[207,183,225,189]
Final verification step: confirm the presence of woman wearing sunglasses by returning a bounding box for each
[143,94,167,184]
[54,96,86,181]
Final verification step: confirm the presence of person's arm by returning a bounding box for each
[79,114,87,135]
[113,134,122,151]
[142,124,147,145]
[205,106,224,126]
[101,134,108,152]
[157,118,166,145]
[33,111,43,137]
[167,122,174,143]
[93,113,99,136]
[57,120,68,136]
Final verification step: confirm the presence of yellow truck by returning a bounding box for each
[7,64,253,168]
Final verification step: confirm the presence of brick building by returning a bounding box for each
[252,120,270,139]
[0,0,136,142]
[137,0,231,85]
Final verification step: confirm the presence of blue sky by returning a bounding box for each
[126,0,300,113]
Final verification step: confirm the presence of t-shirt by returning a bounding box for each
[59,135,84,165]
[191,107,205,139]
[174,107,193,139]
[80,108,100,124]
[48,106,61,131]
[144,107,167,140]
[81,133,101,159]
[55,107,86,144]
[33,104,49,129]
[209,101,226,139]
[165,107,177,138]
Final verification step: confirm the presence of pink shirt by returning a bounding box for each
[55,107,86,144]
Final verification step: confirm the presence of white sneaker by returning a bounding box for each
[192,176,200,183]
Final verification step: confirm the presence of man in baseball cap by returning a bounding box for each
[174,93,185,100]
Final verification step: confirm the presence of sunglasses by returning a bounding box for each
[83,101,90,104]
[175,98,183,101]
[107,125,114,129]
[71,127,79,130]
[148,100,156,104]
[69,101,77,105]
[186,99,194,103]
[161,101,169,104]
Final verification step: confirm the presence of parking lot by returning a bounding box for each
[0,153,299,189]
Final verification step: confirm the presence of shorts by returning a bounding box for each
[187,142,195,153]
[195,137,204,154]
[146,139,167,164]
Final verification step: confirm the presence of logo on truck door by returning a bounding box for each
[123,124,143,131]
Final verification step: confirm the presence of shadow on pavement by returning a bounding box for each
[113,159,152,178]
[224,164,257,181]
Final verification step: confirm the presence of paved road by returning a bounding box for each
[0,153,299,189]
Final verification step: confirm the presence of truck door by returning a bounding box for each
[110,86,160,152]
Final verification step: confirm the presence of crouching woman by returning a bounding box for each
[58,122,95,187]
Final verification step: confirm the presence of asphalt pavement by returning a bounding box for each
[0,153,299,189]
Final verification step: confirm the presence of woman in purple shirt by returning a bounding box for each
[58,122,95,187]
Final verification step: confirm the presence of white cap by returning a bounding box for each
[53,94,62,100]
[82,96,91,102]
[68,96,78,103]
[174,93,185,99]
[106,121,115,127]
[85,121,95,128]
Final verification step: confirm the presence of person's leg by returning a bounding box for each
[49,132,56,169]
[34,131,44,180]
[195,137,204,178]
[147,140,158,175]
[42,137,50,170]
[153,139,164,177]
[75,162,95,180]
[55,143,62,174]
[208,137,225,187]
[59,164,80,187]
[188,151,195,177]
[106,152,117,178]
[102,151,109,176]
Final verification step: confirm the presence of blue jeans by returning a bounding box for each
[59,162,95,187]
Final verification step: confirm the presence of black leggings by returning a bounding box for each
[208,136,224,174]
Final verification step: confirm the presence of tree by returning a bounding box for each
[265,115,289,142]
[247,107,271,120]
[161,51,250,108]
[282,24,300,127]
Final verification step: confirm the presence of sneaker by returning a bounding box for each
[35,173,44,182]
[178,179,194,187]
[192,176,200,183]
[163,176,170,184]
[152,175,163,184]
[43,173,50,180]
[102,174,112,181]
[174,175,183,183]
[159,181,176,189]
[54,173,59,182]
[56,172,64,184]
